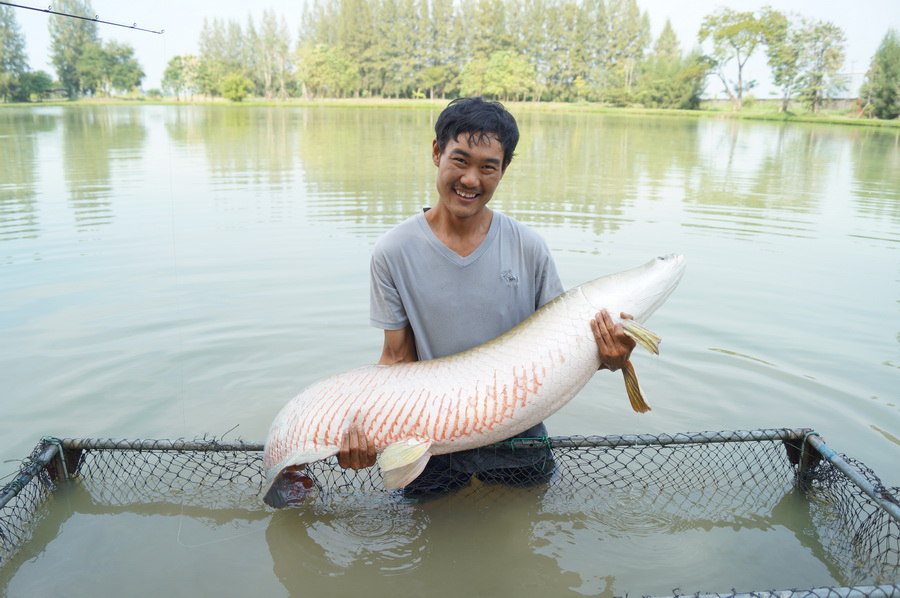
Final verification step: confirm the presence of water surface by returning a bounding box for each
[1,105,897,596]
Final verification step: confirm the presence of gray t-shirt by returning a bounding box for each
[369,209,564,474]
[370,209,564,360]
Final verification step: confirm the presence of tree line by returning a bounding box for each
[1,0,143,101]
[167,0,707,108]
[1,0,898,119]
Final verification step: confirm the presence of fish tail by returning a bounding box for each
[622,360,651,413]
[621,320,661,355]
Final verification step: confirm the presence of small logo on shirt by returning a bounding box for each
[501,269,518,286]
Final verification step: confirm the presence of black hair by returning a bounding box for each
[434,97,519,170]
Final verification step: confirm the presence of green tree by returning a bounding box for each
[636,23,707,109]
[197,19,223,95]
[674,51,710,109]
[49,0,100,97]
[105,41,143,93]
[459,56,489,97]
[257,9,292,99]
[518,0,555,101]
[636,20,681,107]
[373,0,422,97]
[575,0,610,100]
[861,29,900,119]
[162,55,188,100]
[417,64,457,100]
[13,70,53,101]
[299,0,379,96]
[699,8,767,111]
[296,43,359,98]
[0,5,29,102]
[464,0,515,60]
[74,42,105,95]
[602,0,651,100]
[172,0,767,106]
[198,18,247,96]
[541,0,590,101]
[74,40,144,96]
[795,20,845,113]
[194,60,217,98]
[195,15,284,98]
[220,73,253,101]
[484,50,536,101]
[653,19,680,61]
[243,14,261,94]
[165,55,198,100]
[760,8,803,112]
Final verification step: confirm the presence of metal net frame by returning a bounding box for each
[1,428,898,598]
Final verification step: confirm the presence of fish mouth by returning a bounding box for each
[661,253,685,270]
[262,465,316,508]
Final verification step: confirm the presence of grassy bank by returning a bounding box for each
[3,96,899,128]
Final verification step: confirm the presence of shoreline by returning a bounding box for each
[2,97,898,129]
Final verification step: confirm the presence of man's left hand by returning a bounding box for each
[590,309,636,372]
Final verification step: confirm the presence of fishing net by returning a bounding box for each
[1,429,898,597]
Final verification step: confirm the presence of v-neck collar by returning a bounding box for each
[417,209,500,267]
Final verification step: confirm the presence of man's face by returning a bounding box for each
[432,134,506,220]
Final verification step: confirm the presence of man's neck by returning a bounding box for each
[424,204,493,258]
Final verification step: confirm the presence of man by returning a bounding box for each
[338,97,635,496]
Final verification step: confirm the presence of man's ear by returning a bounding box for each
[432,139,441,166]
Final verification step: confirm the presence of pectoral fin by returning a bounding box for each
[378,440,433,490]
[621,320,661,355]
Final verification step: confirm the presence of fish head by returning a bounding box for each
[580,254,686,324]
[262,464,317,508]
[260,444,338,508]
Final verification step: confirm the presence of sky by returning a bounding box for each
[8,0,900,98]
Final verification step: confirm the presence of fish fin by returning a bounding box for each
[378,440,433,490]
[621,320,661,355]
[622,360,652,413]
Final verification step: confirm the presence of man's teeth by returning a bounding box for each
[456,190,478,199]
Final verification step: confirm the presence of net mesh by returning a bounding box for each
[1,429,898,597]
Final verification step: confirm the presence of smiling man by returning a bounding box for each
[339,97,636,497]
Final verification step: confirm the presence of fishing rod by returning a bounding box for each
[0,1,163,34]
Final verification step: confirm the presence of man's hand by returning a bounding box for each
[337,425,377,470]
[590,309,636,372]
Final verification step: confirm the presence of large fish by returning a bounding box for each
[262,254,685,507]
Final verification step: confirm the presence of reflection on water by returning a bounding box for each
[167,106,297,190]
[851,128,900,225]
[292,107,437,233]
[504,113,693,237]
[3,106,897,244]
[62,107,146,232]
[2,470,872,598]
[267,497,428,577]
[265,482,584,596]
[683,122,838,242]
[1,105,898,596]
[0,111,55,244]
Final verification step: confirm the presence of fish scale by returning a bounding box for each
[261,254,685,506]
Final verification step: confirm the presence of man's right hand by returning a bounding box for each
[337,425,377,470]
[590,309,636,372]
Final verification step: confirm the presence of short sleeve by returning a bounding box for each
[369,245,409,331]
[534,242,564,309]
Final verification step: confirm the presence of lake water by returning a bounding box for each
[1,104,898,597]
